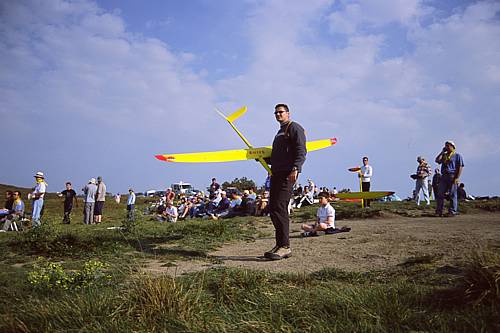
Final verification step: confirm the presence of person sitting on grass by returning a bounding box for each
[255,191,270,216]
[301,192,335,237]
[209,191,231,220]
[295,185,314,209]
[1,191,25,232]
[157,200,178,223]
[177,197,192,220]
[217,191,244,219]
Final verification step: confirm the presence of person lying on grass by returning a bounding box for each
[301,192,335,237]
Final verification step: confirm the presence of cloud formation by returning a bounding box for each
[1,0,499,197]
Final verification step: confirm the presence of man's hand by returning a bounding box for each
[288,170,298,183]
[454,178,460,184]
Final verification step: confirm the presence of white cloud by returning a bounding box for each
[1,0,499,197]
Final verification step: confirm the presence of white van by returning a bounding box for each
[171,181,194,195]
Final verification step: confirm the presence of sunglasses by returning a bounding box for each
[274,111,288,115]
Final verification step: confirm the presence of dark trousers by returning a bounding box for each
[362,181,371,207]
[269,172,294,247]
[63,205,73,224]
[127,204,135,221]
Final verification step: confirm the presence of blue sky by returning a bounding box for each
[1,0,499,197]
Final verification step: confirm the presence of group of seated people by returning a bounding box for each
[153,188,270,222]
[0,191,25,232]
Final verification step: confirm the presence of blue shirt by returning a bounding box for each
[440,153,464,175]
[13,199,24,215]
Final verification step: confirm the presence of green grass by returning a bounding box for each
[1,186,499,332]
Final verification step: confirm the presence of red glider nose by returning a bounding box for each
[330,138,337,145]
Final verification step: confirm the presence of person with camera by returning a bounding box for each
[435,141,464,217]
[412,156,432,206]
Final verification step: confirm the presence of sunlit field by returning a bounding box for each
[1,183,499,332]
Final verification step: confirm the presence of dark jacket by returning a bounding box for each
[270,121,307,173]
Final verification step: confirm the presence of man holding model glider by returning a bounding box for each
[264,104,307,260]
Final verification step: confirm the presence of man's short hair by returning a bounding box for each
[275,103,289,112]
[14,191,22,197]
[66,182,72,185]
[318,191,329,199]
[363,156,369,161]
[212,178,216,181]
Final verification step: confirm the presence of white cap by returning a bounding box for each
[445,140,456,148]
[89,178,96,184]
[34,171,45,179]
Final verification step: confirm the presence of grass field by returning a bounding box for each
[0,184,499,332]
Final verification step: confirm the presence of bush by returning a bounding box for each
[27,258,112,291]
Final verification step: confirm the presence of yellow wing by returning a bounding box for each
[155,138,337,163]
[155,147,272,163]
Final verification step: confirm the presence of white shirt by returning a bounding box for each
[166,206,178,217]
[127,192,136,205]
[317,203,335,229]
[361,165,373,182]
[33,182,46,199]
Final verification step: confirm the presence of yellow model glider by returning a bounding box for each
[155,106,337,174]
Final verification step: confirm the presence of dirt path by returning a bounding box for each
[144,212,500,276]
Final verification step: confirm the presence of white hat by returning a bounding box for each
[89,178,96,184]
[34,171,45,179]
[445,140,456,148]
[221,191,226,195]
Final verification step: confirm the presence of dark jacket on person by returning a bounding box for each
[270,121,307,173]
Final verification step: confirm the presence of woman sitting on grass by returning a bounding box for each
[301,192,335,237]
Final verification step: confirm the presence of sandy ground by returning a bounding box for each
[143,212,500,276]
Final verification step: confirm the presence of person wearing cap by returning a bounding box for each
[413,156,432,206]
[265,103,306,260]
[82,178,97,225]
[301,192,336,237]
[127,188,136,221]
[30,172,47,227]
[435,140,464,216]
[94,176,107,224]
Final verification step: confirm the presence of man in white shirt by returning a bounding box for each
[301,192,335,236]
[127,188,136,221]
[359,156,373,207]
[165,201,178,222]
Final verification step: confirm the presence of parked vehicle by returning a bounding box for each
[171,181,195,195]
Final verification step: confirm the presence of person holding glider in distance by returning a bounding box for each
[359,157,373,207]
[435,140,464,217]
[264,104,306,260]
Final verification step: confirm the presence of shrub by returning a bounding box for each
[27,258,112,291]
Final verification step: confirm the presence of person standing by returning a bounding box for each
[414,156,432,206]
[127,188,136,221]
[82,178,97,225]
[359,157,373,207]
[60,182,78,224]
[432,168,441,200]
[208,178,220,195]
[30,172,47,227]
[435,141,464,216]
[94,176,106,224]
[264,103,306,260]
